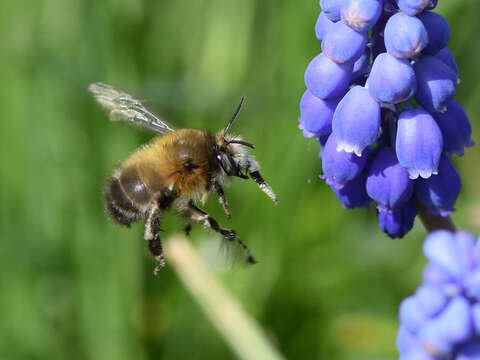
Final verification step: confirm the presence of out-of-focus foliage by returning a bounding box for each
[0,1,479,359]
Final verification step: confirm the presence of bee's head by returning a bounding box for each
[214,97,278,204]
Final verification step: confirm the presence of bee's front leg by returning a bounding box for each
[186,200,256,264]
[212,181,231,218]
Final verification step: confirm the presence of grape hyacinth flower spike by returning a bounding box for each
[299,0,472,239]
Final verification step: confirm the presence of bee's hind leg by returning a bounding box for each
[186,200,256,264]
[212,180,231,218]
[144,203,165,276]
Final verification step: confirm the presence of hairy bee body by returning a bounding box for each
[105,129,220,226]
[89,83,277,275]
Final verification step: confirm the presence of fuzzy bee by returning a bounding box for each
[89,83,277,275]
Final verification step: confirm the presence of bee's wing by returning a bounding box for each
[89,82,175,134]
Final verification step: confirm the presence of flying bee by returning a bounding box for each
[89,83,278,275]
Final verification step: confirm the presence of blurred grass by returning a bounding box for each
[1,0,480,359]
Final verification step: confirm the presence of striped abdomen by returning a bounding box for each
[105,166,153,226]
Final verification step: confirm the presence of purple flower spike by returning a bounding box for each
[435,48,459,77]
[414,56,457,113]
[322,20,368,64]
[457,342,480,360]
[418,11,450,56]
[321,133,368,189]
[332,86,381,156]
[396,108,443,179]
[305,53,353,100]
[367,147,414,210]
[416,156,461,217]
[377,198,417,239]
[315,12,334,40]
[340,0,382,32]
[299,89,339,136]
[433,101,474,157]
[368,53,417,104]
[384,13,428,59]
[320,0,343,21]
[397,0,437,16]
[330,173,371,209]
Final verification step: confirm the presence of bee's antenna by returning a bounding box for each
[226,140,255,149]
[223,96,245,136]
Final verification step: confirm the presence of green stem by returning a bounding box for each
[164,235,285,360]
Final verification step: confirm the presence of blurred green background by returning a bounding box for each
[1,1,480,359]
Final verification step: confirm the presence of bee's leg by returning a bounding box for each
[144,203,165,276]
[184,224,192,236]
[186,200,256,264]
[145,189,176,276]
[213,181,231,218]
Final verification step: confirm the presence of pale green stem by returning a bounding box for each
[164,235,285,360]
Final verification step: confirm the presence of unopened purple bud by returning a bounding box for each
[433,101,474,157]
[416,156,461,217]
[457,341,480,360]
[399,296,428,334]
[397,325,418,353]
[414,56,457,113]
[423,230,466,280]
[305,53,353,100]
[321,134,368,188]
[352,48,371,83]
[330,173,371,209]
[436,296,473,345]
[397,0,436,16]
[368,53,417,104]
[322,20,368,64]
[315,11,335,40]
[377,198,417,238]
[418,321,453,358]
[396,108,443,179]
[418,11,450,56]
[299,90,339,136]
[415,285,447,318]
[320,0,343,21]
[340,0,382,31]
[422,263,455,286]
[399,347,436,360]
[366,147,414,209]
[435,48,459,77]
[332,86,381,156]
[384,13,428,59]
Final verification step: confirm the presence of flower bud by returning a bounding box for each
[332,86,381,156]
[368,53,417,104]
[414,56,457,113]
[322,20,368,64]
[330,173,371,209]
[397,0,437,15]
[377,198,417,238]
[415,285,447,318]
[384,13,428,59]
[423,231,466,280]
[416,156,461,217]
[305,53,353,100]
[418,11,450,56]
[315,11,334,40]
[435,48,459,77]
[321,134,368,188]
[320,0,343,21]
[396,108,443,179]
[367,147,414,210]
[299,89,339,136]
[340,0,382,31]
[433,101,474,157]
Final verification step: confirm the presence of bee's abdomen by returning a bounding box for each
[105,167,152,226]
